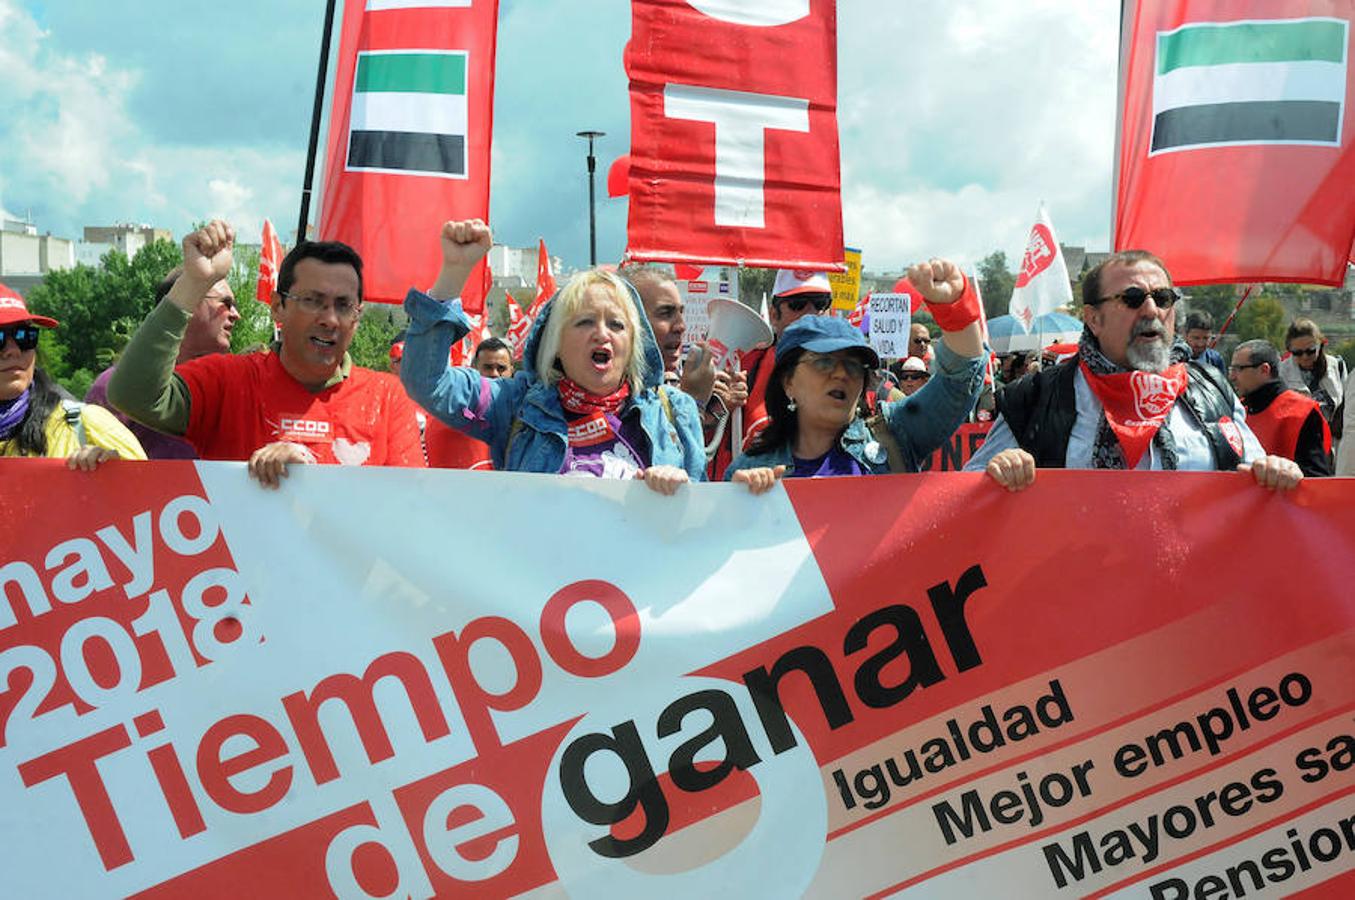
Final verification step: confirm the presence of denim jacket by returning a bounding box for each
[724,341,985,477]
[400,285,706,479]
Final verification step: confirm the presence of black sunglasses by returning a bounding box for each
[1095,286,1182,310]
[778,294,831,313]
[899,372,929,381]
[1290,346,1320,358]
[0,324,40,352]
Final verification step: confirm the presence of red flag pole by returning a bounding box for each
[297,0,339,242]
[1213,283,1256,344]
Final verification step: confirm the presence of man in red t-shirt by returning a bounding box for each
[109,220,424,486]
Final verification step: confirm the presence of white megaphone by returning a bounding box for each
[702,299,773,458]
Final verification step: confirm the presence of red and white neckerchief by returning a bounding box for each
[1079,361,1188,468]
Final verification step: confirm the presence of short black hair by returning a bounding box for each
[1082,250,1170,306]
[1236,339,1281,379]
[473,336,512,363]
[277,240,364,301]
[1184,311,1213,333]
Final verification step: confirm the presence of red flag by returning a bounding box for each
[624,0,843,269]
[846,292,869,327]
[528,239,557,316]
[1114,1,1355,286]
[891,276,924,313]
[255,219,283,304]
[318,1,499,307]
[505,291,532,355]
[449,314,479,367]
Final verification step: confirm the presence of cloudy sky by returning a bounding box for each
[0,0,1119,273]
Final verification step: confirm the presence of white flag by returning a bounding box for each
[1008,203,1073,333]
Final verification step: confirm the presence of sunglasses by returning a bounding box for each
[801,353,868,379]
[778,294,831,313]
[1095,286,1182,310]
[0,324,40,352]
[899,372,929,381]
[1290,347,1320,358]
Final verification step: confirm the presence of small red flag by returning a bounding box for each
[528,239,557,317]
[506,291,532,356]
[256,219,283,304]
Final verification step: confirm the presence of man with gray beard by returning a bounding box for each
[966,250,1301,491]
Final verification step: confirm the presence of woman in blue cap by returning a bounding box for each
[726,259,987,493]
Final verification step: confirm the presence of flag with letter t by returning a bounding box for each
[1115,1,1355,286]
[320,0,498,308]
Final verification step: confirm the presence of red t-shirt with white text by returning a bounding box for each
[177,352,425,467]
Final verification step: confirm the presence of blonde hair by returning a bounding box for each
[534,269,648,391]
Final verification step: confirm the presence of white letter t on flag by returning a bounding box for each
[664,84,810,229]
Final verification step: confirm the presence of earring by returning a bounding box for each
[787,398,797,412]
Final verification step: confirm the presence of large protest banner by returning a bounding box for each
[2,462,1354,898]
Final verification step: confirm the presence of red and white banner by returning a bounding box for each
[3,463,1355,897]
[318,0,499,308]
[1114,0,1355,286]
[255,219,284,304]
[625,0,843,269]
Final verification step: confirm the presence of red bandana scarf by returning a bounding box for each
[557,378,631,447]
[1078,361,1188,468]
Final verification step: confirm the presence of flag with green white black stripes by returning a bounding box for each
[1151,17,1348,153]
[346,50,470,178]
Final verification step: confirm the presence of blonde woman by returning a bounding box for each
[400,220,705,494]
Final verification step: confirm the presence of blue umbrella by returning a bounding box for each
[986,311,1083,354]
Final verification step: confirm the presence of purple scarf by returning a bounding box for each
[0,388,31,441]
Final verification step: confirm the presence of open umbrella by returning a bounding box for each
[986,311,1083,354]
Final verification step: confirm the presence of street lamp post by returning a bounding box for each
[576,130,605,267]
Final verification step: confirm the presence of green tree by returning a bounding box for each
[1234,295,1287,347]
[976,252,1014,320]
[226,245,276,353]
[1182,283,1239,325]
[739,266,776,308]
[349,305,404,371]
[26,240,184,394]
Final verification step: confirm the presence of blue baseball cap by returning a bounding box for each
[777,315,880,369]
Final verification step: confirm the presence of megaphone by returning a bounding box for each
[705,298,772,369]
[700,299,773,460]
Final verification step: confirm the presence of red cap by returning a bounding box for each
[389,341,404,362]
[0,283,59,328]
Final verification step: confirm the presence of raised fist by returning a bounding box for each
[906,258,965,305]
[440,219,493,270]
[182,220,235,285]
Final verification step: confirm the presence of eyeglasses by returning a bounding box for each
[1228,363,1263,373]
[0,324,40,352]
[899,372,929,382]
[801,353,868,379]
[281,292,362,321]
[778,294,831,313]
[1289,347,1320,358]
[1095,286,1182,310]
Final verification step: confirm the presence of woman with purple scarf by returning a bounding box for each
[0,285,145,467]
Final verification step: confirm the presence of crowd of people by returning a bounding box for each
[4,216,1350,498]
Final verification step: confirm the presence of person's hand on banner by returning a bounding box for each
[637,464,690,496]
[248,441,318,489]
[1239,455,1303,492]
[430,219,493,301]
[984,448,1036,492]
[168,220,235,313]
[66,446,120,472]
[732,465,786,495]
